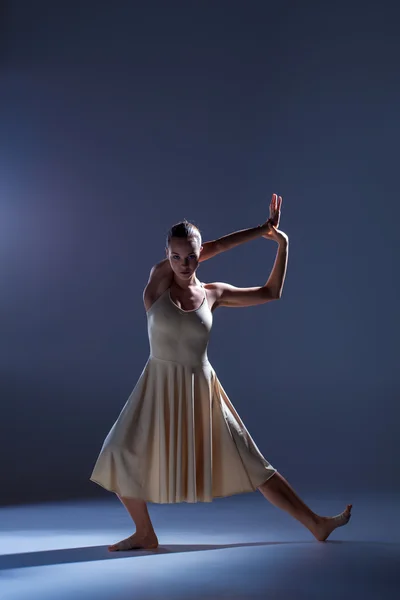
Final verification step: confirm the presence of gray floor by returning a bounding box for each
[1,491,399,600]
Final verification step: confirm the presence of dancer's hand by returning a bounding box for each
[269,193,282,228]
[262,221,288,245]
[259,193,282,235]
[268,194,282,229]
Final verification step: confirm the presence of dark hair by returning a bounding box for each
[166,219,202,249]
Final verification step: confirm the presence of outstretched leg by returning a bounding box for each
[258,471,352,542]
[108,495,159,551]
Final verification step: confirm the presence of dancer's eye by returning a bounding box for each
[172,255,196,260]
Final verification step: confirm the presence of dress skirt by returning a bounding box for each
[90,356,277,503]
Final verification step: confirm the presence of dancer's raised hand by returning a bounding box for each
[260,193,285,239]
[268,193,282,228]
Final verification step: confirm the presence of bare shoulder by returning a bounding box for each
[143,259,173,312]
[203,281,277,309]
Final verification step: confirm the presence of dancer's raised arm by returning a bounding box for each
[202,193,288,309]
[207,221,289,309]
[200,192,282,261]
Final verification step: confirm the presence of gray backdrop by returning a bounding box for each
[1,0,398,506]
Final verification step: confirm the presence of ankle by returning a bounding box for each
[309,510,320,523]
[137,526,156,537]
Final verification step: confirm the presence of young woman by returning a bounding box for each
[90,193,352,551]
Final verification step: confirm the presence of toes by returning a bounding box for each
[108,541,127,551]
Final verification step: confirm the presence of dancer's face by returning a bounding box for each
[166,237,202,280]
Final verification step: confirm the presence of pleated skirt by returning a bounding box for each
[90,356,276,503]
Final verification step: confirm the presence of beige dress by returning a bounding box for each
[90,282,276,503]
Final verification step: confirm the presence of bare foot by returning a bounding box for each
[108,531,159,552]
[312,504,352,542]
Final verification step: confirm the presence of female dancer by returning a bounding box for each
[90,193,352,550]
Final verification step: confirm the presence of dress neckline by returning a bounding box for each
[168,282,206,313]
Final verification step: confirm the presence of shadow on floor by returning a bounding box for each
[2,539,396,570]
